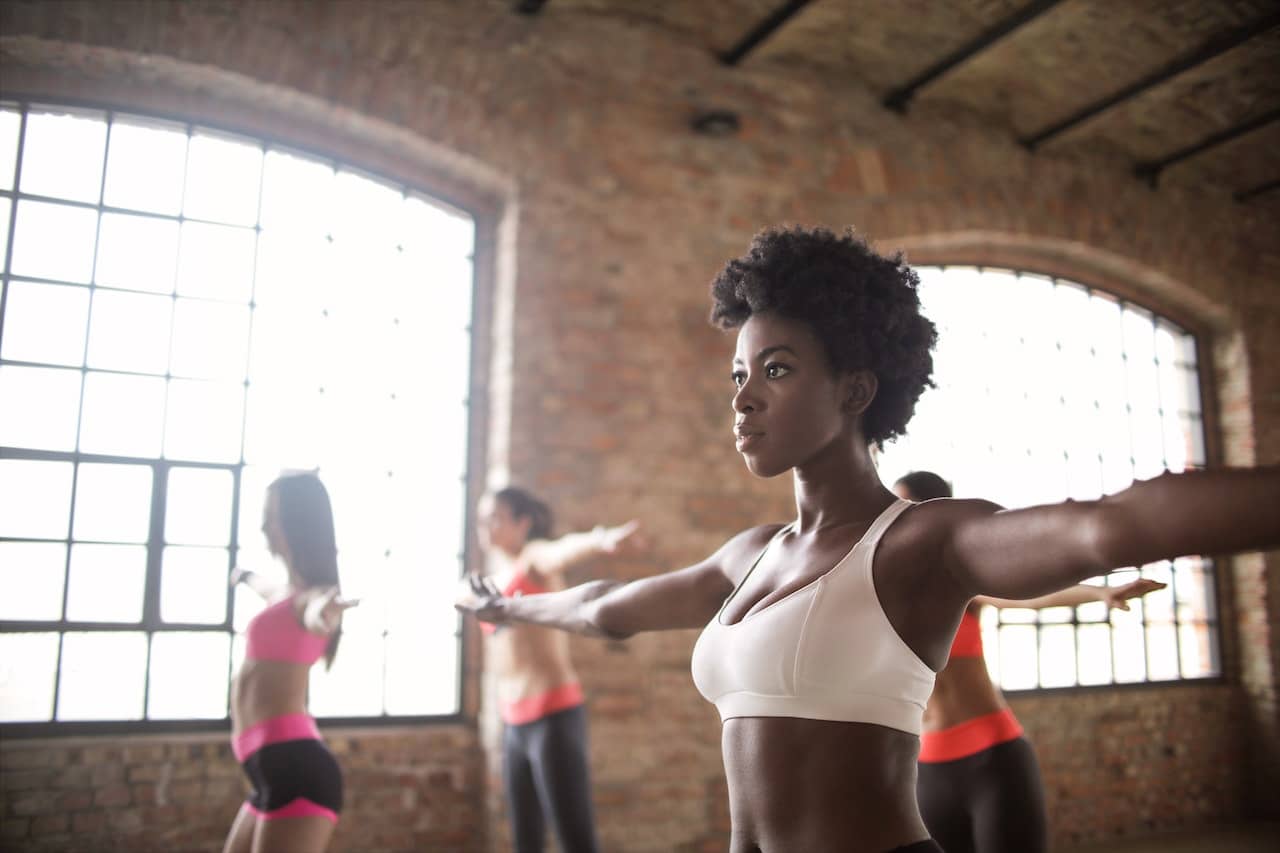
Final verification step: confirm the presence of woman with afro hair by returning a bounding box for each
[458,225,1280,853]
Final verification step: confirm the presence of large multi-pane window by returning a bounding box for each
[0,102,475,730]
[878,266,1219,690]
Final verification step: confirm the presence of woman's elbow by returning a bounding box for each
[585,582,634,640]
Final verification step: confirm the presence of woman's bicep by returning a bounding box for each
[593,559,735,636]
[945,500,1107,600]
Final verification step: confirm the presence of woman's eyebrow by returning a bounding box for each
[733,344,798,365]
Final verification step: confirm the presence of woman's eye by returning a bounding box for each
[765,363,790,379]
[731,371,746,387]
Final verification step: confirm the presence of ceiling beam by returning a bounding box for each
[883,0,1066,113]
[1022,11,1280,150]
[1235,178,1280,203]
[720,0,816,67]
[1135,108,1280,187]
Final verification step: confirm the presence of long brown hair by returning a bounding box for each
[270,472,342,669]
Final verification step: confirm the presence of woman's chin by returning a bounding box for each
[742,455,789,479]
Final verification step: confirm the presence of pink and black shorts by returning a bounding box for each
[233,713,342,824]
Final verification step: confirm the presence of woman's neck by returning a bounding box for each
[790,441,892,533]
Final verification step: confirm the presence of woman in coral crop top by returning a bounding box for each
[457,226,1280,853]
[894,471,1163,853]
[472,486,642,853]
[222,472,357,853]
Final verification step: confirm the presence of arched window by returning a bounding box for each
[0,101,474,731]
[879,266,1219,689]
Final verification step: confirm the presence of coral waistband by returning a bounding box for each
[919,707,1023,763]
[233,712,321,763]
[502,682,584,726]
[248,798,339,825]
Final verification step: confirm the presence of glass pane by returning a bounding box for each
[169,298,251,380]
[176,221,256,302]
[0,542,67,620]
[164,379,244,463]
[0,459,73,539]
[1077,623,1113,686]
[57,631,147,720]
[0,107,19,191]
[18,107,107,203]
[10,200,98,283]
[259,148,334,236]
[309,630,383,717]
[103,117,188,215]
[0,197,10,270]
[1038,625,1076,688]
[147,632,230,719]
[252,230,333,310]
[331,169,402,248]
[1174,558,1215,622]
[242,384,323,468]
[1178,621,1217,678]
[385,629,458,715]
[183,132,262,226]
[0,280,90,366]
[997,624,1038,691]
[1139,562,1174,621]
[85,288,173,374]
[0,365,82,451]
[1146,623,1179,681]
[1111,607,1146,683]
[166,467,234,546]
[79,371,166,457]
[0,633,59,722]
[160,545,229,624]
[402,194,475,258]
[72,462,153,543]
[65,544,146,623]
[94,212,180,294]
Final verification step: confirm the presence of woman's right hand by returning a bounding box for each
[455,573,507,623]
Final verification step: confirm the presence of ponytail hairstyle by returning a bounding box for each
[270,471,342,669]
[894,470,952,501]
[492,486,554,542]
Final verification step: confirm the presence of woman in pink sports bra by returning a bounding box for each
[223,472,356,853]
[458,226,1280,853]
[894,471,1163,853]
[472,486,642,853]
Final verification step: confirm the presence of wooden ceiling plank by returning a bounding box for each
[882,0,1067,113]
[1023,10,1280,150]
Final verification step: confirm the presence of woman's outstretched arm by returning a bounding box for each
[457,526,771,639]
[522,520,644,576]
[942,466,1280,601]
[973,578,1166,612]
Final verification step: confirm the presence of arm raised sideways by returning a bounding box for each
[456,526,777,639]
[941,466,1280,602]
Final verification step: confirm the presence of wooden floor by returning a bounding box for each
[1061,822,1280,853]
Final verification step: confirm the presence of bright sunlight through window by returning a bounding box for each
[0,102,474,729]
[877,267,1219,691]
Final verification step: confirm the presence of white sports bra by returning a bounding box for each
[690,499,936,735]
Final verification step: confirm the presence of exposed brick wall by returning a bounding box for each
[0,2,1277,851]
[0,727,483,853]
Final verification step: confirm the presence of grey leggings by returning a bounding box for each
[503,704,600,853]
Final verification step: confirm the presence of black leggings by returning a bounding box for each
[916,736,1047,853]
[503,704,599,853]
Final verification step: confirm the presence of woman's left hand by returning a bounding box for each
[601,520,646,555]
[316,587,360,633]
[1101,578,1166,611]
